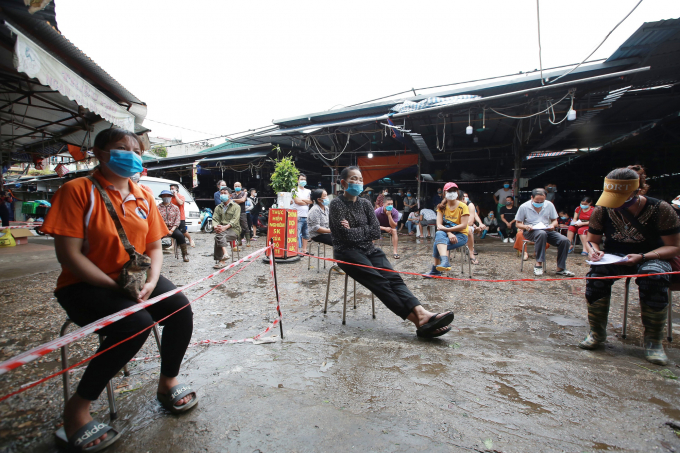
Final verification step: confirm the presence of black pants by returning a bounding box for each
[55,275,193,401]
[178,220,187,234]
[586,258,671,310]
[334,248,420,319]
[239,212,250,241]
[311,233,333,246]
[0,204,9,227]
[499,224,517,239]
[170,228,186,245]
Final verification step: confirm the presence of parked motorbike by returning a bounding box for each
[257,210,268,236]
[200,207,213,233]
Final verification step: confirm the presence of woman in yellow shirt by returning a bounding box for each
[423,182,470,278]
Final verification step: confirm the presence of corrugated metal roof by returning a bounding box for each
[197,140,250,154]
[607,18,680,62]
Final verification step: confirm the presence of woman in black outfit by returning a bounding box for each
[329,166,454,337]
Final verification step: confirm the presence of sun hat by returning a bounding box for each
[595,178,639,208]
[443,182,458,192]
[160,190,173,197]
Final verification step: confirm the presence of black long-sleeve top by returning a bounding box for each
[329,195,381,254]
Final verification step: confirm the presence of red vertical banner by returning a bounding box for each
[285,209,298,256]
[266,209,287,258]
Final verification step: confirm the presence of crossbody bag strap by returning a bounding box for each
[617,205,653,239]
[88,176,136,257]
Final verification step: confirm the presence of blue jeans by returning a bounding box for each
[406,220,419,234]
[298,217,309,248]
[432,231,468,258]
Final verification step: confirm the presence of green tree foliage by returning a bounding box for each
[269,145,299,195]
[151,145,168,158]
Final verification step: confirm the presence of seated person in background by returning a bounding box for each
[419,208,437,238]
[158,190,189,262]
[582,167,680,365]
[567,196,594,256]
[406,209,420,236]
[375,196,401,259]
[212,187,241,269]
[330,166,454,338]
[516,188,573,277]
[557,209,572,231]
[423,183,469,278]
[463,192,483,265]
[481,211,497,238]
[308,189,333,246]
[499,196,517,243]
[213,180,226,206]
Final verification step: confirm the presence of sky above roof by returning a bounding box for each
[56,0,679,146]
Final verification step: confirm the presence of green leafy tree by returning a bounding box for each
[150,145,168,158]
[269,145,300,195]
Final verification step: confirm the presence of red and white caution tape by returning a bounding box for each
[1,224,44,229]
[0,246,269,376]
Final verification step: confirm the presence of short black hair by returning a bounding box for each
[298,173,306,179]
[340,166,360,181]
[581,196,593,204]
[531,188,547,197]
[170,183,179,189]
[506,195,513,200]
[383,196,393,203]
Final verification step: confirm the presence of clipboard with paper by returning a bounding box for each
[586,254,629,265]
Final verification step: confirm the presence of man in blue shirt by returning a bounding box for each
[213,180,226,206]
[375,196,401,259]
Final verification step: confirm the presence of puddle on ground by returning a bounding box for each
[592,441,620,451]
[649,396,680,420]
[549,316,588,327]
[493,381,550,414]
[562,385,592,399]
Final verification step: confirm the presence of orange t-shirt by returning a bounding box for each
[41,170,169,291]
[171,193,186,220]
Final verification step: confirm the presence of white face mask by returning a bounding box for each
[446,192,458,201]
[463,197,469,203]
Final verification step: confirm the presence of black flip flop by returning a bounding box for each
[157,383,198,414]
[416,312,454,336]
[417,325,452,338]
[55,420,121,452]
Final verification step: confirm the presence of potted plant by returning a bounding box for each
[269,145,300,209]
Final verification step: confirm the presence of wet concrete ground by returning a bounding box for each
[1,232,680,452]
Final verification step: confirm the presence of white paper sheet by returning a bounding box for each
[531,222,549,230]
[586,254,629,265]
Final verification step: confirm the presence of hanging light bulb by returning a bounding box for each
[567,109,576,121]
[466,109,473,135]
[367,153,374,158]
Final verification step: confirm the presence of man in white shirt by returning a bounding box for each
[493,181,514,214]
[293,173,312,254]
[516,188,573,277]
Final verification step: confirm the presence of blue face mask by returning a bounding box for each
[385,205,393,211]
[299,180,307,187]
[220,194,230,203]
[532,201,544,208]
[580,204,589,210]
[322,198,330,206]
[407,193,412,197]
[504,184,510,189]
[345,183,363,197]
[220,186,227,191]
[104,150,143,178]
[234,187,241,192]
[560,216,568,220]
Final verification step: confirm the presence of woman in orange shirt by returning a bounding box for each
[41,128,196,451]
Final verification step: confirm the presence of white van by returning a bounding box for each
[139,176,201,233]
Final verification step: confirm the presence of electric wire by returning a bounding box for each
[144,118,218,136]
[536,0,544,85]
[548,0,644,84]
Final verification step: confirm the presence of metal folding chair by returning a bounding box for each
[520,240,552,273]
[447,245,472,278]
[60,319,163,420]
[323,265,375,325]
[621,277,675,342]
[307,240,327,273]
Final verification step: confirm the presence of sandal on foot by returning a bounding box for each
[470,257,479,265]
[55,420,121,452]
[416,312,454,336]
[157,384,198,414]
[393,254,401,259]
[213,260,228,269]
[417,325,452,338]
[556,269,575,277]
